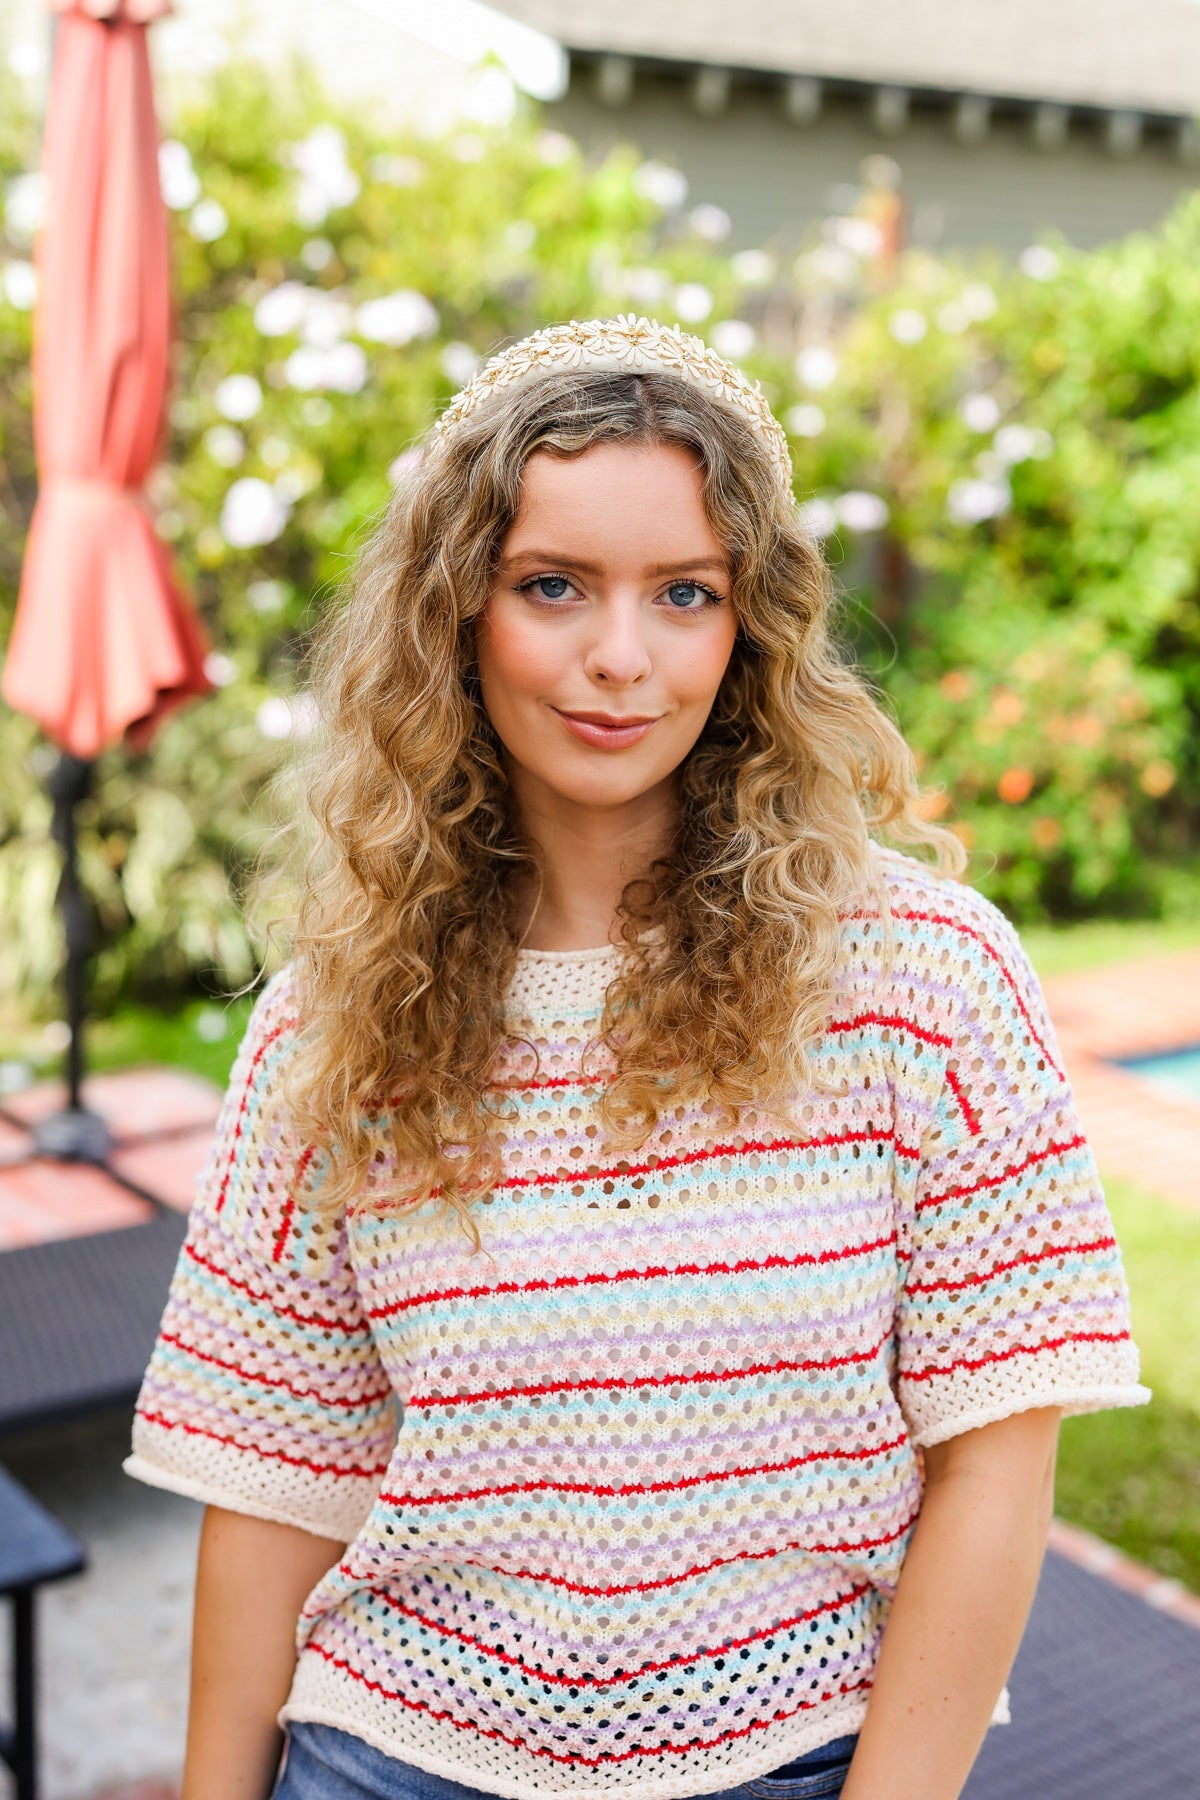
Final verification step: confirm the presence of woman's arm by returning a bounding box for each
[841,1405,1061,1800]
[183,1505,346,1800]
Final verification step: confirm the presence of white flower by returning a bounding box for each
[257,693,319,740]
[367,154,425,186]
[837,490,890,532]
[672,282,713,324]
[690,203,731,243]
[356,290,439,346]
[388,447,423,487]
[796,345,838,390]
[799,497,838,539]
[463,65,517,127]
[537,129,573,166]
[889,308,927,345]
[159,141,200,211]
[214,374,263,422]
[321,341,368,393]
[247,579,288,614]
[302,396,333,427]
[994,423,1053,465]
[633,160,688,211]
[273,470,309,503]
[808,244,857,287]
[5,172,46,247]
[503,219,537,253]
[193,1007,228,1044]
[284,347,325,391]
[203,652,237,688]
[711,319,755,360]
[189,198,227,242]
[624,267,669,305]
[831,216,882,258]
[785,403,826,438]
[1019,245,1060,282]
[301,238,334,272]
[450,133,486,163]
[731,249,775,287]
[7,41,46,81]
[2,260,36,309]
[946,477,1010,524]
[287,125,360,227]
[302,292,352,349]
[961,281,998,320]
[254,282,310,337]
[936,301,970,334]
[959,392,1001,433]
[204,425,245,467]
[220,478,289,547]
[441,341,479,385]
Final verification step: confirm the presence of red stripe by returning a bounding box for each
[902,1327,1132,1383]
[272,1143,314,1263]
[302,1641,873,1768]
[370,1231,896,1322]
[157,1331,393,1411]
[489,1127,915,1199]
[183,1242,363,1334]
[905,1235,1118,1296]
[380,1425,905,1509]
[491,1073,611,1094]
[367,1580,872,1688]
[214,1019,292,1212]
[827,1012,953,1050]
[892,910,1064,1079]
[335,1511,917,1599]
[134,1408,389,1478]
[943,1066,982,1136]
[406,1333,893,1412]
[917,1135,1088,1212]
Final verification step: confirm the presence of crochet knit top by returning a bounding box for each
[126,852,1147,1799]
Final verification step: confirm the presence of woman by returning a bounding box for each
[127,316,1148,1800]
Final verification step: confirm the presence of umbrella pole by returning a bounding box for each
[34,753,113,1163]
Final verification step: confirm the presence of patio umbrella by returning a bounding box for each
[1,0,211,1160]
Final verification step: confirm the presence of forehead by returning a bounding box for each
[504,441,727,564]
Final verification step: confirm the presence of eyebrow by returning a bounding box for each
[502,550,731,578]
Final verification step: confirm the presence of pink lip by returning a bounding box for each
[553,708,660,749]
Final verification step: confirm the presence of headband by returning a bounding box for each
[431,313,795,501]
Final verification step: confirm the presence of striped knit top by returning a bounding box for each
[126,851,1147,1799]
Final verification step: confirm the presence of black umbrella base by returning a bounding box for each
[33,1107,113,1164]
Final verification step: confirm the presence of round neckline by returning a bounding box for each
[514,941,623,964]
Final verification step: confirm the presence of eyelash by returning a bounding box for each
[514,573,727,608]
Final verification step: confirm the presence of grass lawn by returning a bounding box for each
[1054,1175,1200,1591]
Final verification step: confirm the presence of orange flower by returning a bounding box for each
[1139,759,1176,797]
[939,670,972,702]
[998,766,1034,804]
[1030,815,1062,852]
[989,690,1024,727]
[915,790,950,820]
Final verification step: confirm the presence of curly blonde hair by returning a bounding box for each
[279,368,963,1246]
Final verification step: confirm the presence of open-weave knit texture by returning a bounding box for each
[127,851,1147,1799]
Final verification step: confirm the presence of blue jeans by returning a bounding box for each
[273,1721,860,1800]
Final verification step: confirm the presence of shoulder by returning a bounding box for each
[227,965,303,1091]
[867,845,1029,975]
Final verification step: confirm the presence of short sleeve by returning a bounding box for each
[894,897,1151,1449]
[124,971,397,1541]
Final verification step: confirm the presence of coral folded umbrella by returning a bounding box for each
[2,0,211,1158]
[2,0,210,759]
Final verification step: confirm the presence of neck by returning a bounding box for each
[508,772,677,952]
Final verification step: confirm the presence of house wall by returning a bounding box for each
[547,65,1200,253]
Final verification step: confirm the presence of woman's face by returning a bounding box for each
[477,441,738,817]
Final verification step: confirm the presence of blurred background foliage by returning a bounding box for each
[1,57,1198,1015]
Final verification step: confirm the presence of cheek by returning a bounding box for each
[478,603,565,699]
[667,615,740,706]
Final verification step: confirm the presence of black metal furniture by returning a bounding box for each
[0,1465,85,1800]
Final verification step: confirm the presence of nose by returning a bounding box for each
[583,594,652,688]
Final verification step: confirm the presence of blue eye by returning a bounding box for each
[665,581,715,609]
[520,574,575,601]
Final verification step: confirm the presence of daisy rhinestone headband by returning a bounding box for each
[431,313,795,501]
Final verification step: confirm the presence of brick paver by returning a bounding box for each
[0,1067,221,1251]
[1043,950,1200,1211]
